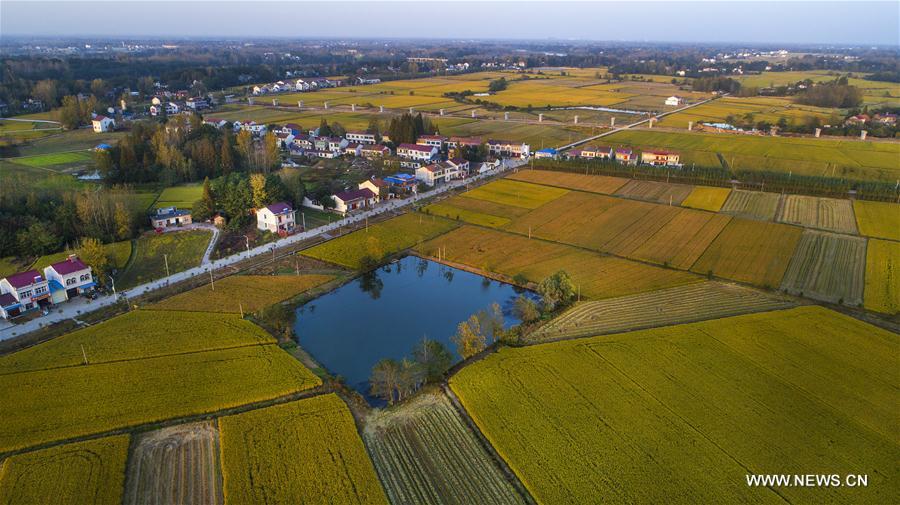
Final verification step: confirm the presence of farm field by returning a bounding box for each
[14,129,125,158]
[422,202,511,228]
[124,422,223,505]
[602,129,900,181]
[680,186,732,212]
[777,195,858,234]
[864,239,900,314]
[415,225,701,300]
[853,200,900,241]
[364,391,525,505]
[153,183,204,209]
[656,96,833,129]
[0,344,319,452]
[219,394,387,504]
[691,218,803,288]
[629,209,732,269]
[528,281,795,342]
[720,189,781,221]
[148,274,334,314]
[0,159,90,192]
[0,310,274,374]
[507,169,628,194]
[780,231,867,305]
[117,230,211,288]
[0,435,129,505]
[8,150,93,171]
[427,194,530,221]
[613,179,694,205]
[460,179,568,209]
[451,306,899,504]
[301,213,458,269]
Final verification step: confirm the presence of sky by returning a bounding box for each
[2,1,898,46]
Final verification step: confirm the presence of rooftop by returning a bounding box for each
[49,256,90,275]
[4,270,45,289]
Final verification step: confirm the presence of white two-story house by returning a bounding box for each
[43,255,95,301]
[0,270,51,319]
[256,202,297,234]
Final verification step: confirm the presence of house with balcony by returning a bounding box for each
[0,270,52,319]
[487,139,530,158]
[346,131,377,144]
[397,143,438,161]
[256,202,296,235]
[43,255,95,301]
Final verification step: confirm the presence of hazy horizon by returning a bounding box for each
[2,1,898,46]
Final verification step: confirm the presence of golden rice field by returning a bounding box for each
[148,274,334,314]
[720,189,782,221]
[423,202,511,228]
[451,306,899,504]
[301,213,457,269]
[415,226,701,300]
[780,231,867,305]
[506,169,628,194]
[630,210,732,269]
[528,281,795,342]
[656,96,833,129]
[219,394,387,504]
[124,422,222,505]
[777,195,858,234]
[0,310,274,374]
[0,344,319,452]
[853,200,900,241]
[613,179,694,205]
[691,218,804,288]
[680,186,732,212]
[461,179,568,209]
[864,239,900,314]
[364,392,525,505]
[0,435,130,505]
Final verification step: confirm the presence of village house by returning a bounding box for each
[282,123,304,135]
[346,131,377,144]
[307,149,338,159]
[150,207,192,228]
[640,149,681,167]
[43,255,95,301]
[0,270,51,319]
[344,143,363,157]
[397,143,439,161]
[416,160,466,185]
[328,137,349,152]
[487,139,530,158]
[384,173,418,193]
[92,115,115,133]
[534,148,557,159]
[446,157,470,174]
[874,113,897,125]
[293,134,314,149]
[447,136,483,149]
[416,134,448,149]
[360,144,391,158]
[358,178,390,201]
[185,97,209,110]
[332,188,377,214]
[615,148,635,164]
[845,114,870,126]
[665,96,685,106]
[356,77,382,85]
[203,118,228,129]
[275,132,295,148]
[256,202,296,234]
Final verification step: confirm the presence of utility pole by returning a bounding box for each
[81,344,88,365]
[302,212,306,230]
[239,302,244,318]
[163,254,170,277]
[108,275,116,297]
[209,269,215,291]
[243,235,250,253]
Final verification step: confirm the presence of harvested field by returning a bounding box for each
[777,195,858,234]
[864,239,900,314]
[147,274,334,314]
[680,186,732,212]
[691,219,804,288]
[461,179,568,209]
[415,226,701,300]
[528,281,795,342]
[423,202,511,228]
[364,391,524,505]
[451,306,899,504]
[854,200,900,241]
[781,231,866,305]
[219,394,387,504]
[506,169,628,194]
[0,311,274,374]
[0,435,129,505]
[0,344,319,453]
[124,422,223,505]
[720,189,781,221]
[631,209,732,269]
[300,213,457,269]
[613,179,694,205]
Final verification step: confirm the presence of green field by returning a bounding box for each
[0,435,129,505]
[461,179,569,209]
[32,239,132,273]
[854,200,900,241]
[117,230,211,288]
[153,183,203,209]
[301,213,458,269]
[451,306,899,504]
[7,150,93,171]
[219,394,388,504]
[603,129,900,182]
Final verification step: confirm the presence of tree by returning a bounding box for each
[77,237,110,280]
[90,78,108,98]
[488,77,509,93]
[262,131,281,172]
[59,95,84,129]
[114,202,132,240]
[513,295,540,323]
[236,129,253,169]
[220,134,234,175]
[318,118,333,137]
[397,358,425,400]
[477,302,505,343]
[412,338,454,382]
[17,222,60,257]
[452,315,486,359]
[537,270,576,311]
[250,173,269,208]
[95,149,115,179]
[32,79,60,108]
[330,121,347,137]
[370,358,401,405]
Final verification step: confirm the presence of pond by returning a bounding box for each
[294,256,533,404]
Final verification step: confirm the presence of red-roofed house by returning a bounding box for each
[256,202,297,234]
[487,139,530,158]
[615,148,635,164]
[640,149,681,166]
[397,143,438,161]
[361,144,391,158]
[92,115,116,133]
[0,269,51,318]
[416,134,448,148]
[43,255,95,301]
[332,188,377,214]
[358,178,389,201]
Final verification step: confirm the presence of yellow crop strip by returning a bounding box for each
[422,202,511,228]
[220,394,388,504]
[461,179,568,209]
[0,435,130,505]
[864,239,900,314]
[853,200,900,241]
[681,186,732,212]
[451,306,898,504]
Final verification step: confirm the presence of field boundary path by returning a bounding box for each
[161,223,221,265]
[0,159,523,341]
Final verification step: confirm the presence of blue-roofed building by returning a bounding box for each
[150,207,193,228]
[95,143,112,151]
[534,148,558,159]
[384,173,418,193]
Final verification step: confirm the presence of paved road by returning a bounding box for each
[161,223,220,265]
[0,158,524,340]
